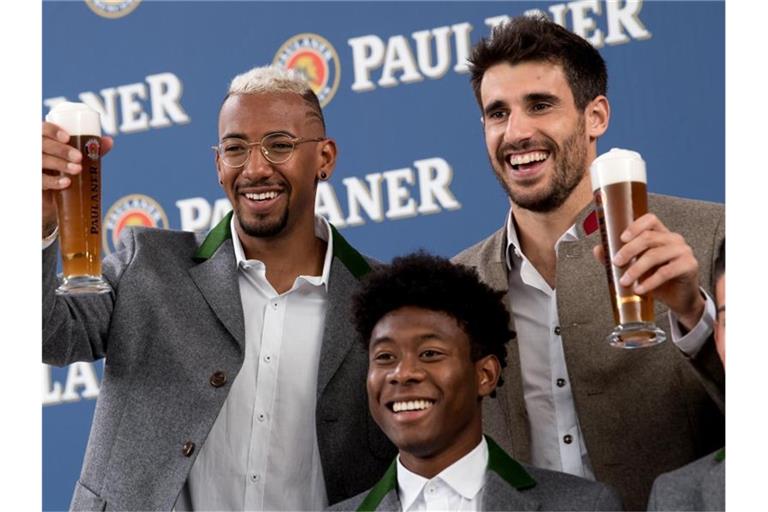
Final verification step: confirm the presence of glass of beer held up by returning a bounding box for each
[590,148,666,348]
[46,102,111,295]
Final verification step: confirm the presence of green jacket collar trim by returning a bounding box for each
[356,435,536,511]
[193,213,372,279]
[715,447,725,462]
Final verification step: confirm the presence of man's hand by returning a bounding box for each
[42,121,113,238]
[593,213,705,331]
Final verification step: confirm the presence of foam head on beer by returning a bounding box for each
[590,148,647,191]
[45,102,101,137]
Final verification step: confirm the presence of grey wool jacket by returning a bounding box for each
[647,449,725,511]
[452,194,725,511]
[43,211,396,511]
[329,436,623,511]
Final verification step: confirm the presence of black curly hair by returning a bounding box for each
[352,251,513,393]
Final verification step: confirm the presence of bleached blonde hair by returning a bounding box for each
[226,65,325,130]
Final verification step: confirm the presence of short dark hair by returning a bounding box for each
[469,15,608,110]
[352,251,512,393]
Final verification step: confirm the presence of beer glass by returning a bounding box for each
[590,148,666,348]
[46,102,110,295]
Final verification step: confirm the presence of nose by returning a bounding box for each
[388,354,425,385]
[241,146,275,180]
[502,109,535,146]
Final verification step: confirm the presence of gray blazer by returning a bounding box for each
[647,449,725,511]
[329,436,623,511]
[452,194,725,511]
[43,211,396,511]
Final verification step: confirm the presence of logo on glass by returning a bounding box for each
[103,194,169,255]
[84,0,142,19]
[85,138,101,160]
[273,33,341,107]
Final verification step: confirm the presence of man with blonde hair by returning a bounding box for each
[42,65,394,511]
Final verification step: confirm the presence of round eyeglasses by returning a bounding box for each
[212,133,325,167]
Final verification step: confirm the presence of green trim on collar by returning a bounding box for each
[357,459,397,511]
[486,435,537,490]
[193,211,234,262]
[330,223,372,278]
[715,447,725,462]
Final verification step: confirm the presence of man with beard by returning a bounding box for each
[453,16,724,511]
[41,65,394,510]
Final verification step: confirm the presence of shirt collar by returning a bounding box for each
[229,214,333,291]
[503,206,591,271]
[396,437,488,510]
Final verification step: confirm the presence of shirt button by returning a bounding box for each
[182,441,195,457]
[264,354,272,363]
[556,378,566,388]
[209,371,227,388]
[257,413,266,422]
[563,434,573,444]
[554,326,562,336]
[250,473,260,483]
[272,302,278,309]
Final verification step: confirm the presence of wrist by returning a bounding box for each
[676,292,706,332]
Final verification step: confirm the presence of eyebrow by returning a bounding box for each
[221,130,297,141]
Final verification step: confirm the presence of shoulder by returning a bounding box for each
[326,490,368,511]
[520,465,623,510]
[452,226,505,267]
[651,450,724,494]
[649,193,723,226]
[115,226,200,255]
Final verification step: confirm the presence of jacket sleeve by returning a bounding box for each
[42,229,135,366]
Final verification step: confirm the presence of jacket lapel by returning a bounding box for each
[188,211,245,350]
[317,225,372,398]
[484,435,540,510]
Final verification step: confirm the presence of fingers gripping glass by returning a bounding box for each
[212,133,325,167]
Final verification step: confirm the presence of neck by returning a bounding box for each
[236,216,326,294]
[398,426,483,479]
[511,176,593,288]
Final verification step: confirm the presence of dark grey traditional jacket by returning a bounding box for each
[43,211,395,511]
[329,436,622,511]
[452,194,725,511]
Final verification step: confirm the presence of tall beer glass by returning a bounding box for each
[590,148,665,348]
[46,102,110,295]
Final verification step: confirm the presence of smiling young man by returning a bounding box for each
[452,16,725,510]
[41,66,394,510]
[331,252,622,511]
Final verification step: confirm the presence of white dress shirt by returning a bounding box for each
[504,208,715,479]
[397,438,488,512]
[175,214,333,511]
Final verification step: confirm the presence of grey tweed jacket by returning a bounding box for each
[647,449,725,511]
[329,436,623,511]
[43,211,396,511]
[452,194,725,511]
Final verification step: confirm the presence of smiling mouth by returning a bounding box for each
[389,400,436,413]
[243,191,280,201]
[505,150,550,171]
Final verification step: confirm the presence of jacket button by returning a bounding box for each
[210,371,227,388]
[182,441,195,457]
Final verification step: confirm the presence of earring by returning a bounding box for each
[319,171,327,180]
[219,179,223,185]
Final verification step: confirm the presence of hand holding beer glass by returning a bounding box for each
[44,102,111,295]
[590,148,666,348]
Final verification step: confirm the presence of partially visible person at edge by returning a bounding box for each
[42,65,395,511]
[452,15,724,510]
[647,239,725,511]
[330,252,623,511]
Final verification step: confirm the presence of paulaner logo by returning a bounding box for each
[103,194,169,255]
[274,33,341,108]
[85,0,142,19]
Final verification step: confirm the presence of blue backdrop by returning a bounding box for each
[42,1,724,509]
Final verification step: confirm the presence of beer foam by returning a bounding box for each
[45,102,101,136]
[590,148,647,190]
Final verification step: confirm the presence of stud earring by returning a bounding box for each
[319,171,328,180]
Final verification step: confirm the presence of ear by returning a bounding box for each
[317,138,337,181]
[585,95,610,141]
[475,355,501,399]
[215,150,224,185]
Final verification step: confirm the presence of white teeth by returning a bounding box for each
[507,151,549,166]
[392,400,435,412]
[245,191,278,201]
